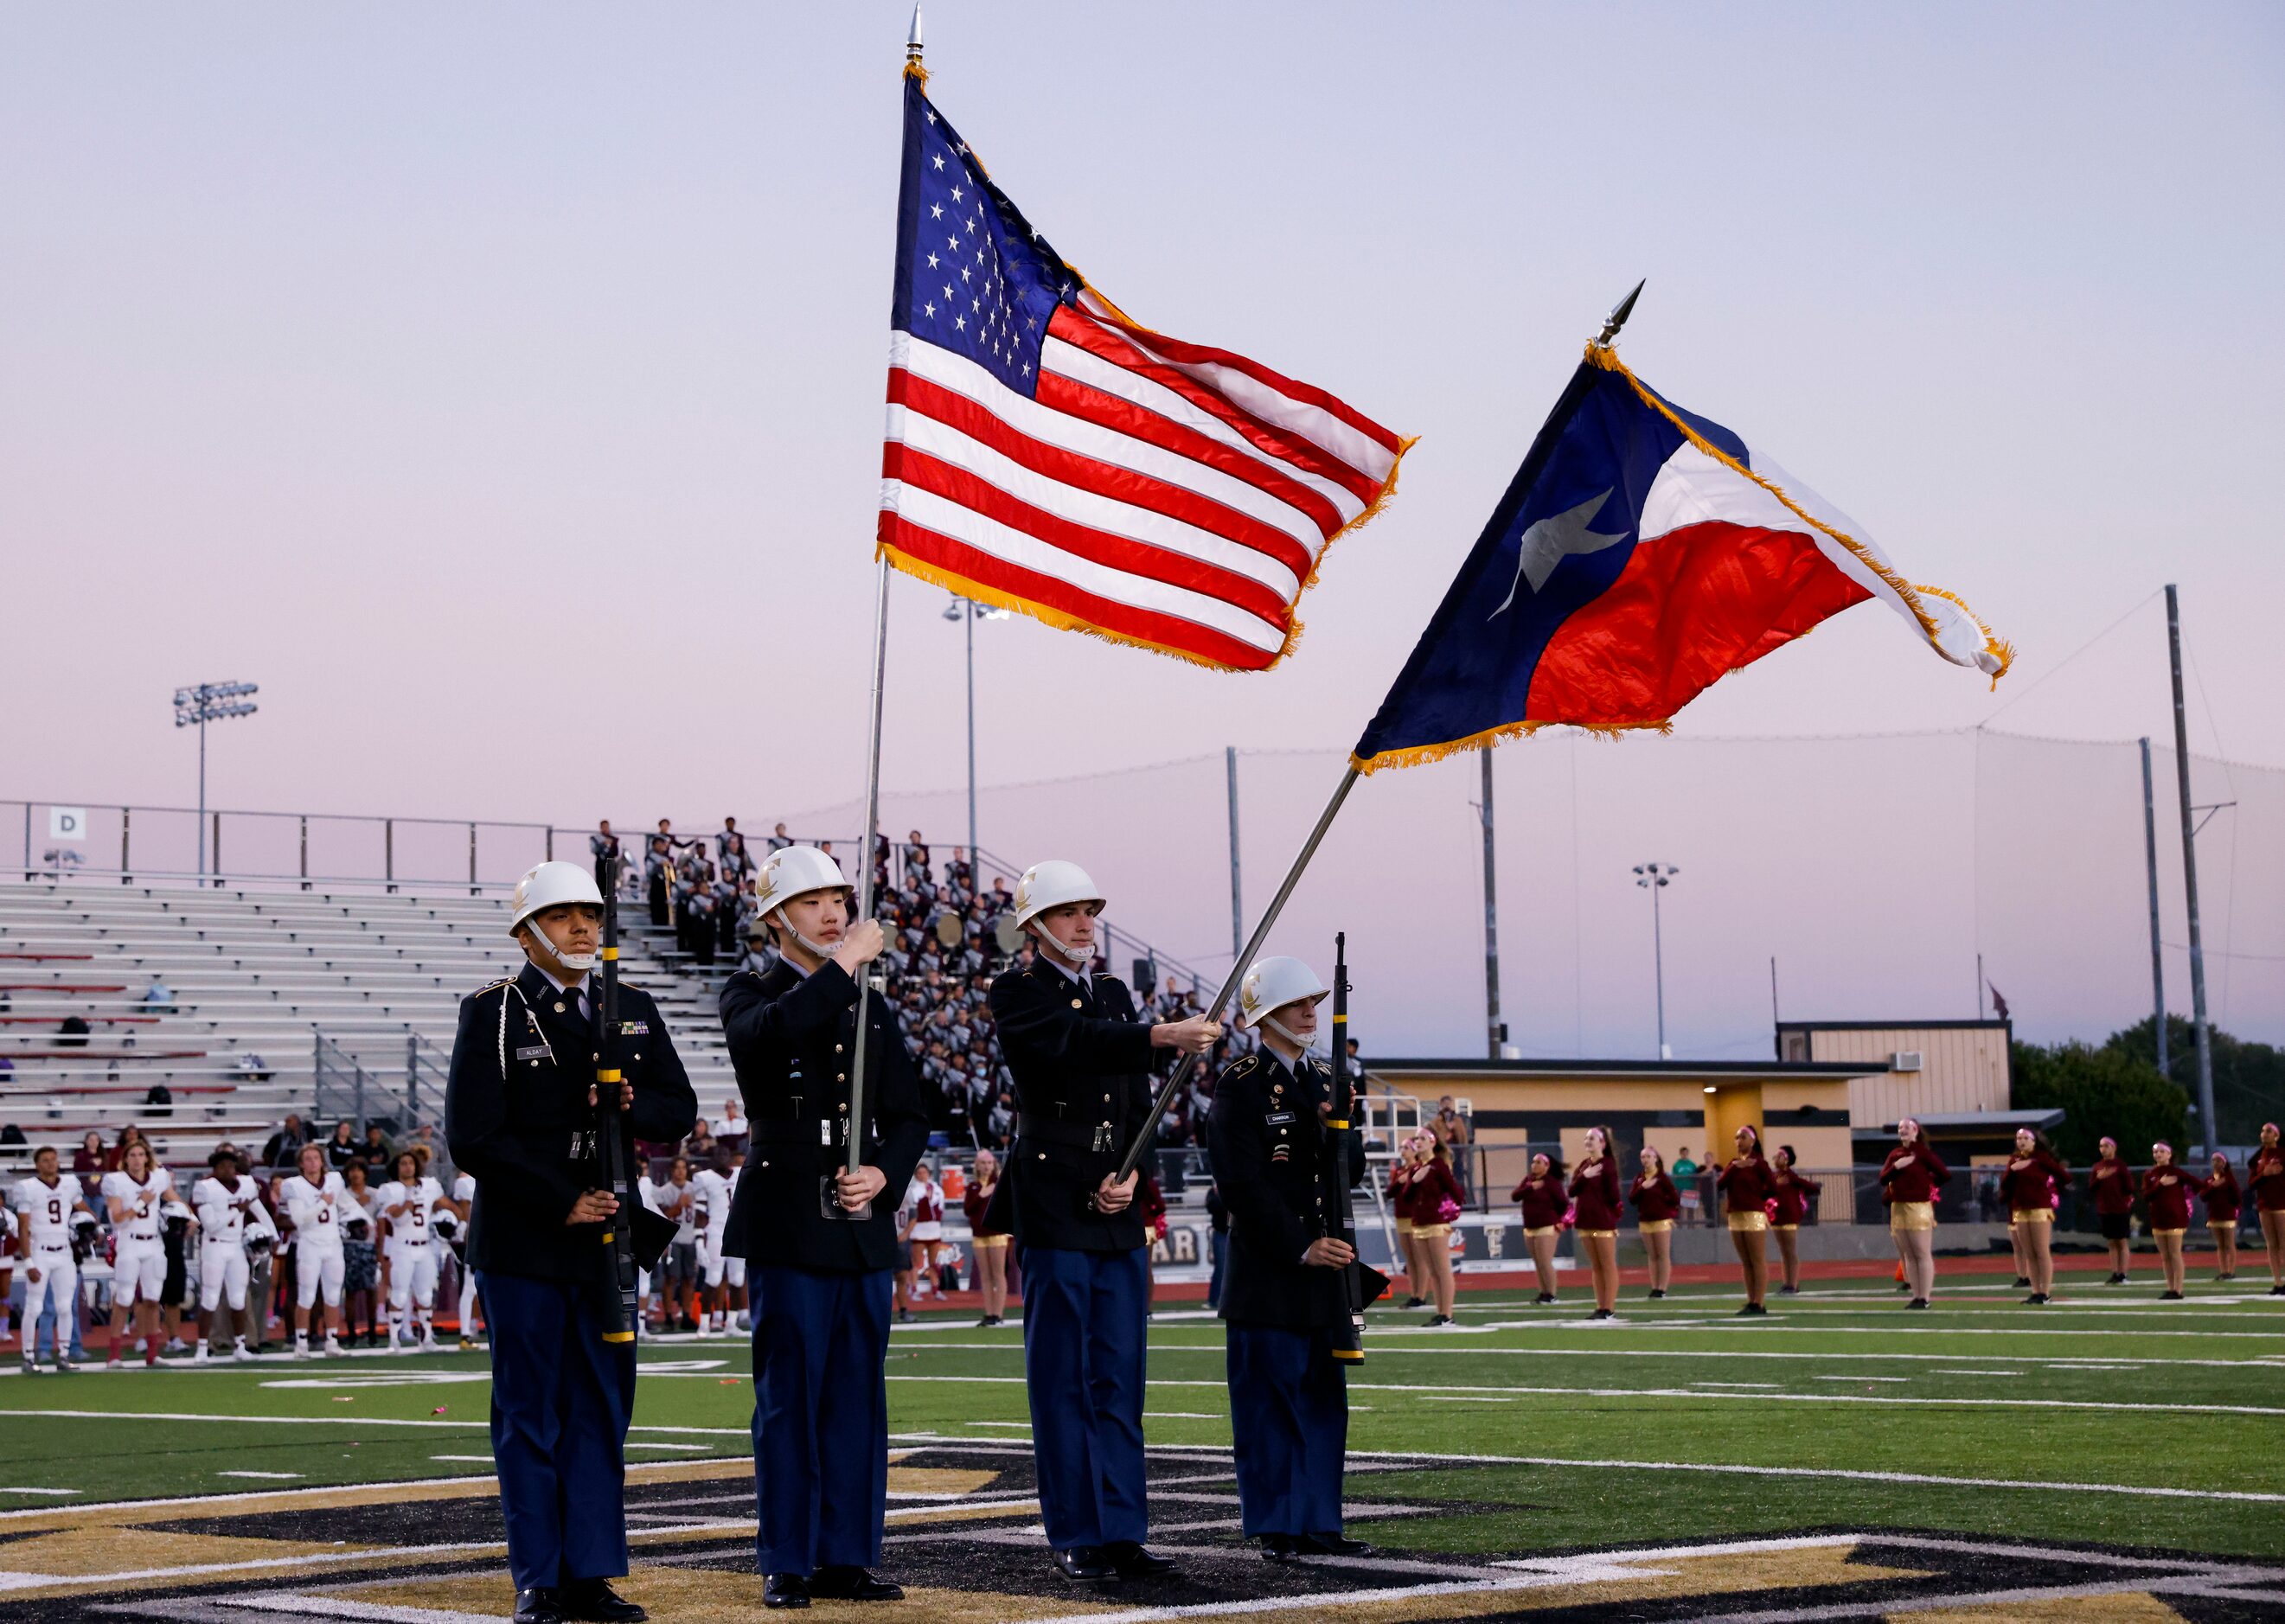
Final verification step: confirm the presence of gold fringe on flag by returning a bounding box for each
[1349,716,1674,775]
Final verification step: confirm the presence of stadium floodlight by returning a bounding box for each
[1633,861,1680,1058]
[942,596,1012,879]
[173,681,259,883]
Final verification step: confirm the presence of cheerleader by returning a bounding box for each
[1998,1128,2069,1304]
[2199,1153,2240,1282]
[2142,1143,2199,1299]
[2090,1135,2135,1283]
[1715,1126,1775,1315]
[1879,1118,1948,1308]
[1509,1153,1566,1305]
[1390,1137,1425,1308]
[1629,1148,1680,1300]
[2250,1124,2285,1296]
[1407,1136,1464,1327]
[1569,1128,1623,1319]
[1769,1146,1815,1296]
[964,1148,1011,1327]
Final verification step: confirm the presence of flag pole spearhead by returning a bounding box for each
[906,3,925,71]
[1595,278,1645,348]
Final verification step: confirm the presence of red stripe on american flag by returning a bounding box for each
[884,442,1293,628]
[1084,307,1405,457]
[889,368,1315,582]
[1050,304,1384,508]
[878,513,1277,670]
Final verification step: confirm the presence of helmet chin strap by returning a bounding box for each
[1263,1013,1317,1052]
[772,908,842,965]
[1034,924,1093,969]
[526,925,596,975]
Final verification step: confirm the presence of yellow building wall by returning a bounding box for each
[1802,1026,2012,1124]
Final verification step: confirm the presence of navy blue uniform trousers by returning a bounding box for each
[1226,1323,1348,1538]
[1020,1244,1149,1550]
[478,1271,637,1593]
[750,1264,892,1576]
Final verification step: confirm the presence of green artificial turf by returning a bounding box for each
[3,1276,2279,1560]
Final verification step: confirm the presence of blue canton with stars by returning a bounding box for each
[890,77,1080,397]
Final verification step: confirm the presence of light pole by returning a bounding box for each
[173,682,259,884]
[1634,861,1680,1058]
[940,598,1008,873]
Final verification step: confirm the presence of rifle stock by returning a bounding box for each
[1327,931,1388,1360]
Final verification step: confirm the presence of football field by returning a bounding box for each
[3,1268,2282,1621]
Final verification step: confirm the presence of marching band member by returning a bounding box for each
[1207,956,1372,1562]
[1880,1118,1948,1309]
[720,844,928,1608]
[965,1148,1011,1327]
[2199,1153,2240,1282]
[1568,1127,1623,1320]
[100,1137,174,1368]
[13,1145,94,1373]
[1628,1148,1679,1300]
[446,860,695,1624]
[2090,1135,2135,1283]
[2141,1142,2199,1300]
[1998,1128,2070,1304]
[1510,1152,1566,1306]
[1717,1126,1774,1315]
[1769,1145,1815,1297]
[986,860,1219,1583]
[191,1145,271,1364]
[278,1141,349,1358]
[2250,1124,2285,1295]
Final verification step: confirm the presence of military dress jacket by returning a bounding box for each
[719,956,929,1273]
[984,958,1156,1252]
[445,962,695,1282]
[1206,1049,1366,1330]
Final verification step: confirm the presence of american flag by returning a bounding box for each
[879,75,1409,671]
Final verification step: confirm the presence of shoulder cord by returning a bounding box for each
[496,981,559,1078]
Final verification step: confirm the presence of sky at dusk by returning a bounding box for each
[3,3,2280,1052]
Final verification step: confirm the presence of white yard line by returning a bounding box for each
[911,1336,2280,1367]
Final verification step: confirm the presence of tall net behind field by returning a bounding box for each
[785,729,2282,1058]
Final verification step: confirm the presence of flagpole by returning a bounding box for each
[1114,278,1646,1182]
[833,9,924,1219]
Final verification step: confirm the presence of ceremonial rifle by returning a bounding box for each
[593,853,675,1341]
[1325,931,1389,1360]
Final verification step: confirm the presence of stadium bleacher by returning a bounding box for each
[0,880,740,1175]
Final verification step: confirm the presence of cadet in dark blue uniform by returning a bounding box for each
[985,860,1220,1583]
[1207,956,1372,1562]
[446,862,696,1624]
[720,845,930,1610]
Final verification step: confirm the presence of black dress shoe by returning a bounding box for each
[1053,1546,1117,1582]
[1258,1533,1299,1562]
[514,1590,567,1624]
[1300,1532,1374,1557]
[763,1573,811,1609]
[561,1578,647,1622]
[1103,1542,1177,1577]
[811,1566,904,1601]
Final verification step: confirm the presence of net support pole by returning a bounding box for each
[2139,736,2168,1077]
[2164,585,2217,1157]
[1117,764,1361,1180]
[1226,746,1243,962]
[843,554,894,1187]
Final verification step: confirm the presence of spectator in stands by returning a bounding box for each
[591,819,622,892]
[113,1125,146,1168]
[324,1120,359,1170]
[768,821,792,852]
[142,975,176,1010]
[1432,1097,1473,1198]
[1669,1146,1704,1226]
[644,834,675,927]
[684,1119,716,1167]
[262,1115,308,1170]
[718,817,743,864]
[716,1095,748,1156]
[73,1129,106,1179]
[361,1122,397,1166]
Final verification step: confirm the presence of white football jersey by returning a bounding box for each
[191,1175,265,1244]
[637,1173,664,1216]
[11,1176,81,1249]
[451,1173,476,1207]
[279,1171,348,1247]
[100,1167,174,1244]
[378,1176,444,1248]
[693,1168,731,1238]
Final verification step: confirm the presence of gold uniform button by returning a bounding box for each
[1071,998,1083,1009]
[554,1001,566,1013]
[838,1103,848,1114]
[529,1060,540,1069]
[837,1073,847,1083]
[835,1044,844,1053]
[1103,1093,1111,1103]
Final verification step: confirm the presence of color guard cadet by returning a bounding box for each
[1207,956,1372,1562]
[446,861,696,1624]
[720,845,929,1610]
[985,860,1220,1583]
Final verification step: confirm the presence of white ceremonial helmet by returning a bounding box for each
[1011,860,1104,930]
[508,861,605,938]
[753,844,854,921]
[1239,956,1329,1028]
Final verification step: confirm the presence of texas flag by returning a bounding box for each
[1351,345,2010,770]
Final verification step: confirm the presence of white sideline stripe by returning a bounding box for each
[219,1601,497,1623]
[217,1470,304,1480]
[912,1336,2280,1370]
[879,1371,2285,1416]
[0,1487,78,1497]
[0,1409,750,1437]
